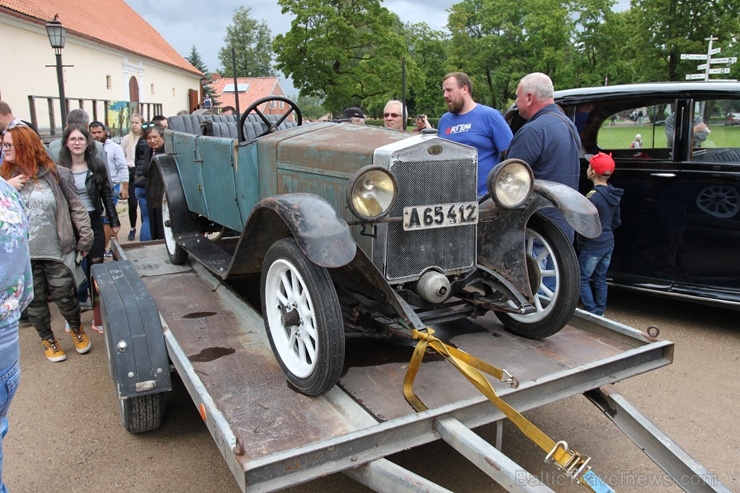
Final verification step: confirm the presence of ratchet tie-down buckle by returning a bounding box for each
[546,441,614,493]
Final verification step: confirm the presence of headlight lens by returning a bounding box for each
[347,166,398,220]
[487,159,533,208]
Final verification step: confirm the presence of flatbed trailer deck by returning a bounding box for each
[93,240,729,493]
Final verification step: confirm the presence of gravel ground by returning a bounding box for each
[4,203,738,492]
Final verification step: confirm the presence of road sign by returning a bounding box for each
[681,54,707,60]
[686,74,706,80]
[709,58,730,64]
[708,68,731,75]
[709,47,721,55]
[697,64,708,70]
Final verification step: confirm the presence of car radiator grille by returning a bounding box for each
[385,157,478,281]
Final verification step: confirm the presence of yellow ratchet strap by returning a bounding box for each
[403,328,614,493]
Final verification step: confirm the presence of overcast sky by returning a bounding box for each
[124,0,630,96]
[125,0,457,96]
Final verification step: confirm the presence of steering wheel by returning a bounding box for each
[238,96,302,142]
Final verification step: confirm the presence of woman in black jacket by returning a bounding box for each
[58,124,120,319]
[134,122,166,241]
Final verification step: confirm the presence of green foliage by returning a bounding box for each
[186,46,208,74]
[274,0,417,113]
[296,94,327,120]
[218,7,275,77]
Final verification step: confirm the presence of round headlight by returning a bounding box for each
[347,166,398,220]
[487,159,533,208]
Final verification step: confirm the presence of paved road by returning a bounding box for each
[5,206,738,492]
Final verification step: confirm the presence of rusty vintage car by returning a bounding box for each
[150,96,600,396]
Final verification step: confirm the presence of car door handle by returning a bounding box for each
[650,173,676,178]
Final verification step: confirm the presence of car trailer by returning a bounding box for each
[91,241,730,493]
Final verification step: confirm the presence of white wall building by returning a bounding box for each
[0,0,202,133]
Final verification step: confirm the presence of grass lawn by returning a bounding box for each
[596,122,740,149]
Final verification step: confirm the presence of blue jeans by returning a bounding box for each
[0,360,20,493]
[135,187,151,242]
[579,245,614,316]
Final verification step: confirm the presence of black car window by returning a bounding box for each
[688,98,740,163]
[570,100,674,161]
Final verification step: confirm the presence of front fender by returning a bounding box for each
[228,193,357,276]
[476,180,600,298]
[532,180,601,238]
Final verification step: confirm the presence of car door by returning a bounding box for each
[564,95,682,293]
[673,96,740,302]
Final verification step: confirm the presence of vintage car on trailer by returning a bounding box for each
[149,96,600,396]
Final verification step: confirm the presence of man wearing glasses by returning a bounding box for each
[438,72,513,197]
[383,100,407,131]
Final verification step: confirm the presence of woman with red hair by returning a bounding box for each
[1,126,93,362]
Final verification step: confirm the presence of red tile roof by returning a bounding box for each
[210,76,286,113]
[0,0,201,76]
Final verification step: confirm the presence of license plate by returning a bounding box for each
[402,201,479,231]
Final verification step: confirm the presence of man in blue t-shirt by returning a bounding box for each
[438,72,513,197]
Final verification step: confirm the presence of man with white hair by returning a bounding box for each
[506,72,580,240]
[383,100,407,131]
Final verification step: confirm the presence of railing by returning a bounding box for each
[28,95,163,141]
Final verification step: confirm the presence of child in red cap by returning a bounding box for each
[578,152,623,316]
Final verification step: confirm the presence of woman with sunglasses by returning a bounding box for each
[0,126,93,362]
[58,124,120,330]
[133,122,166,241]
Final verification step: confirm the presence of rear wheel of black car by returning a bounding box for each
[261,238,345,396]
[496,214,580,339]
[162,190,188,265]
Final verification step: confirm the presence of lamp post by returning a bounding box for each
[45,15,68,129]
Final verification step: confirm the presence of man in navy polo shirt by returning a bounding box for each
[506,72,580,240]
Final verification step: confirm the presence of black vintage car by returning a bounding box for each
[511,82,740,309]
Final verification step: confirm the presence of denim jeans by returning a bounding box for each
[579,245,614,316]
[0,360,21,493]
[135,187,151,242]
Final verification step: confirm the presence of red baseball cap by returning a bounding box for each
[589,152,615,175]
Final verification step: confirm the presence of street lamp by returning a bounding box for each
[45,15,68,129]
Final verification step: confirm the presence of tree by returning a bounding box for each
[186,45,218,106]
[218,7,275,77]
[273,0,415,113]
[405,23,450,120]
[186,45,208,74]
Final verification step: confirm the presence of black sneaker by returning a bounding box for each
[127,228,136,241]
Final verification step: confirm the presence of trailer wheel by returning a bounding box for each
[261,238,345,396]
[162,190,188,265]
[496,214,579,339]
[120,393,165,434]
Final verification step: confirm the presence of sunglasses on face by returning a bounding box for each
[384,113,401,118]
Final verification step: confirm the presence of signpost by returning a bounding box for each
[682,35,737,81]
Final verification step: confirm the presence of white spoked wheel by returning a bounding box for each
[496,214,580,339]
[261,238,344,396]
[162,190,188,265]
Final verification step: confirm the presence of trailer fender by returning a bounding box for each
[229,193,356,274]
[91,261,172,399]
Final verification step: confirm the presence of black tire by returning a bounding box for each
[120,393,165,434]
[496,214,580,339]
[162,190,188,265]
[261,238,344,396]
